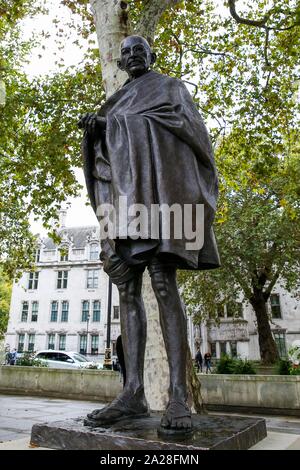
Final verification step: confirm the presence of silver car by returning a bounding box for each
[34,350,102,369]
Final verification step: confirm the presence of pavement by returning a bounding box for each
[0,394,300,450]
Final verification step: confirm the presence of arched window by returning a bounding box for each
[89,243,99,261]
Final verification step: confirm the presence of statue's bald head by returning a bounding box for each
[120,35,151,52]
[117,35,156,80]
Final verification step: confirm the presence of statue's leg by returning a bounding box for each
[118,272,147,397]
[150,266,192,431]
[85,271,149,426]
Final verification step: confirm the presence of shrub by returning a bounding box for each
[215,354,256,374]
[215,355,235,374]
[276,359,291,375]
[233,359,256,374]
[233,359,256,375]
[16,352,47,367]
[289,365,300,375]
[288,344,300,367]
[82,363,99,370]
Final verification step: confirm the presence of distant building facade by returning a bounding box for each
[189,287,300,360]
[5,224,121,360]
[6,219,299,362]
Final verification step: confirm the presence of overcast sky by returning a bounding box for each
[22,0,97,235]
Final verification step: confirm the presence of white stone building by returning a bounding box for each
[5,222,121,361]
[189,286,300,360]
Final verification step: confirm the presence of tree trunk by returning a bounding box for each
[250,291,279,364]
[90,0,131,96]
[89,0,203,411]
[136,0,181,45]
[186,346,205,413]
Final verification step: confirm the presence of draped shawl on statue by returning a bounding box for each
[82,70,220,270]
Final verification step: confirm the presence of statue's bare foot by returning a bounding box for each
[160,399,192,432]
[84,389,149,427]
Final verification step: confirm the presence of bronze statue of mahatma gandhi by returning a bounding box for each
[79,35,219,432]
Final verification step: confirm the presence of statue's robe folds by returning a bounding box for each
[83,70,220,270]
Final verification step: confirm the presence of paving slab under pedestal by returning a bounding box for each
[30,414,266,450]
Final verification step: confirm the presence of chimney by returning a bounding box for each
[59,209,67,229]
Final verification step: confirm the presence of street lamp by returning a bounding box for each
[103,277,112,369]
[86,313,90,356]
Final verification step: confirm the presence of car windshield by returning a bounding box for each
[72,353,89,363]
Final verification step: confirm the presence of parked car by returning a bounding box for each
[34,350,102,370]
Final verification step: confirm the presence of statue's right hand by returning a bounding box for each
[77,113,107,137]
[77,112,94,130]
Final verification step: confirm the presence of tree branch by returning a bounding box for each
[228,0,269,28]
[228,263,253,300]
[263,70,272,92]
[228,0,300,31]
[171,32,183,72]
[264,269,282,299]
[182,79,198,98]
[276,23,300,31]
[263,28,271,67]
[185,47,230,58]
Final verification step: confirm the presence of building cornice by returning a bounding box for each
[35,261,102,268]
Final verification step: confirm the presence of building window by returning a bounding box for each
[44,250,55,260]
[91,335,99,355]
[18,334,25,352]
[48,334,55,350]
[274,331,287,358]
[220,342,227,357]
[87,270,99,289]
[57,270,68,289]
[72,248,84,257]
[50,301,58,322]
[21,301,29,322]
[61,301,69,322]
[28,272,39,290]
[28,334,35,352]
[59,247,69,262]
[113,306,120,320]
[35,249,41,263]
[227,301,243,318]
[92,301,101,322]
[58,334,66,351]
[112,340,117,356]
[89,243,99,261]
[81,301,90,322]
[270,294,282,319]
[210,342,217,358]
[31,301,38,322]
[230,341,237,357]
[79,335,87,355]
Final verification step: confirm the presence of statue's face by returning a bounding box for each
[118,36,155,79]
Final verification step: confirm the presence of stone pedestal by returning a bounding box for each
[30,414,267,450]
